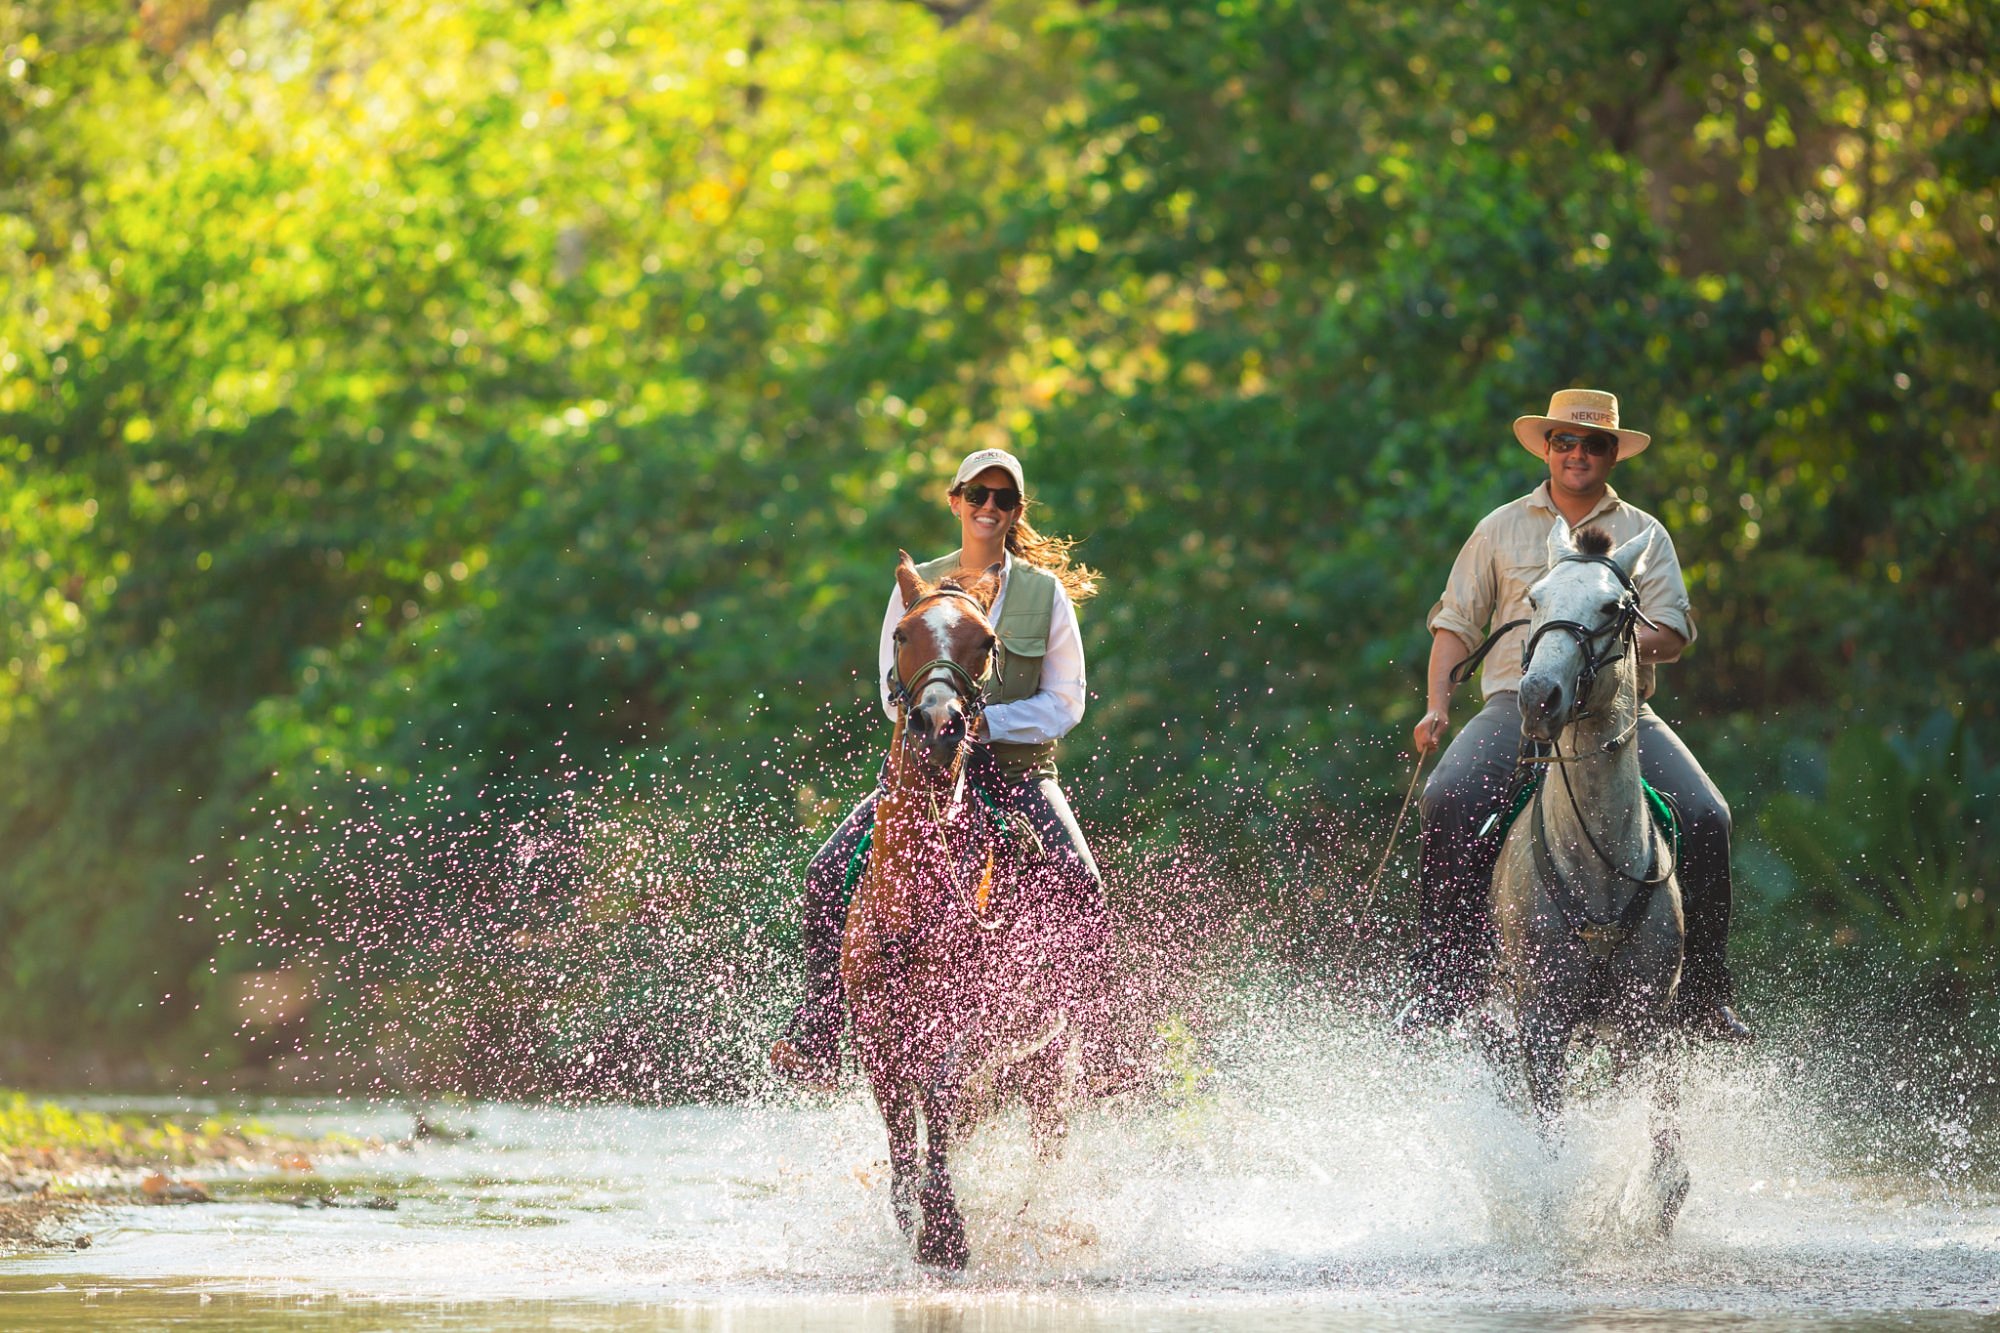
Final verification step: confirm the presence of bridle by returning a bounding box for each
[884,586,994,718]
[1451,552,1661,763]
[1520,553,1679,965]
[1444,547,1680,973]
[882,584,1017,929]
[1517,552,1660,747]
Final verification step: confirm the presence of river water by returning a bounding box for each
[3,1008,1996,1329]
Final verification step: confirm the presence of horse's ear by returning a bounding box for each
[1608,530,1654,582]
[961,561,1004,611]
[895,550,929,606]
[1545,521,1579,567]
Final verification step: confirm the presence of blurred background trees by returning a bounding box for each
[0,0,1992,1088]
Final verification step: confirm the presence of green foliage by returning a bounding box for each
[1753,717,1998,1008]
[0,0,1993,1081]
[0,1088,287,1163]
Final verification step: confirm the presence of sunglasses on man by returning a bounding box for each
[1545,430,1619,458]
[956,483,1022,511]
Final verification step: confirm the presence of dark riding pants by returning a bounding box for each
[795,756,1106,1024]
[1413,691,1736,1006]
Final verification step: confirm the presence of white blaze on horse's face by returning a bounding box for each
[913,599,973,721]
[1517,524,1653,742]
[895,590,996,764]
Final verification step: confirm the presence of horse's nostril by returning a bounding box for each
[1546,684,1563,712]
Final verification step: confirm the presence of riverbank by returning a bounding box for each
[1,1053,1993,1323]
[0,1090,366,1250]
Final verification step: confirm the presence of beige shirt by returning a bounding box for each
[1427,482,1697,700]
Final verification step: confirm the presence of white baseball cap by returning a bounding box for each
[951,447,1026,493]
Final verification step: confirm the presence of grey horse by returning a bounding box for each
[1491,521,1691,1235]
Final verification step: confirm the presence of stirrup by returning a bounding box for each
[768,1005,842,1089]
[1673,996,1754,1043]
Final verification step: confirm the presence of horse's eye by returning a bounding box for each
[1601,601,1620,615]
[1526,595,1538,610]
[893,630,906,645]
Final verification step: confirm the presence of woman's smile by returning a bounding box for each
[953,464,1022,553]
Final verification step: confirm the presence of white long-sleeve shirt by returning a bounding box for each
[877,552,1087,745]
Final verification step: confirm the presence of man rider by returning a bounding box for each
[1399,388,1752,1041]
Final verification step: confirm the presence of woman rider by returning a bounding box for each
[769,446,1105,1088]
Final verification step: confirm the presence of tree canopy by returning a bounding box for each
[0,0,1992,1084]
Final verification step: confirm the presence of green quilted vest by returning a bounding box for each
[915,550,1062,779]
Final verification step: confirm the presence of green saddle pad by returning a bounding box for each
[1480,769,1681,860]
[837,784,1026,902]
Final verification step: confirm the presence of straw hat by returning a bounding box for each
[1513,389,1651,461]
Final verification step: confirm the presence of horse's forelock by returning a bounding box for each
[1574,526,1613,557]
[900,587,992,658]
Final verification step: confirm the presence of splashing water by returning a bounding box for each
[44,710,1983,1326]
[8,999,1997,1326]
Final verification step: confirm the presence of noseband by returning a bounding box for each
[1518,553,1661,722]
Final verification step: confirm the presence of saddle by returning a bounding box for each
[1479,767,1683,962]
[1476,766,1680,858]
[841,781,1046,924]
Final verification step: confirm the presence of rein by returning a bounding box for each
[1513,552,1677,970]
[883,582,1017,931]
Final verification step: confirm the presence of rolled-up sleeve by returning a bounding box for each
[1635,522,1697,645]
[1426,524,1497,653]
[982,583,1086,744]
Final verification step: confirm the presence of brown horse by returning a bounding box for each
[842,552,1093,1270]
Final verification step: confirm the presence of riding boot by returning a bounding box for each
[1399,865,1496,1034]
[986,762,1136,1090]
[1671,915,1753,1042]
[770,788,878,1087]
[768,910,846,1088]
[1399,810,1508,1033]
[1664,783,1753,1042]
[1397,697,1525,1036]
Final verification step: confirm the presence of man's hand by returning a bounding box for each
[1415,630,1471,756]
[1414,708,1451,756]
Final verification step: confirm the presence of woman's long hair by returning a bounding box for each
[1005,499,1100,603]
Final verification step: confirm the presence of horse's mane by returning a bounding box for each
[932,572,999,616]
[1574,526,1613,556]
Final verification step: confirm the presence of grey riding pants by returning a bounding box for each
[1414,691,1735,1004]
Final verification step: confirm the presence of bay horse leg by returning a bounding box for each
[1023,1021,1084,1162]
[914,1076,969,1269]
[870,1073,922,1239]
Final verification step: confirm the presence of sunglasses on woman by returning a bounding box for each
[1546,430,1618,458]
[957,483,1021,511]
